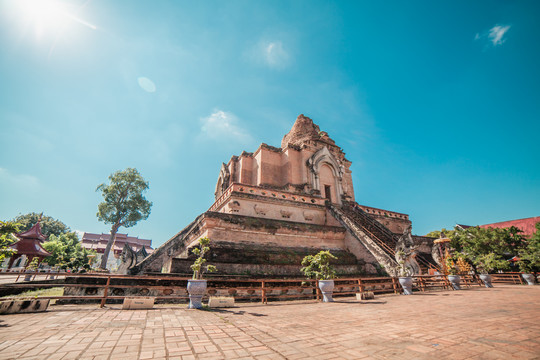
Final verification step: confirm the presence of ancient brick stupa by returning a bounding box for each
[132,115,435,276]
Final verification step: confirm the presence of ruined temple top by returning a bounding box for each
[281,114,337,149]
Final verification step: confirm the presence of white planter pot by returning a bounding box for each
[522,273,535,286]
[318,280,334,302]
[187,279,207,309]
[479,274,493,288]
[398,277,413,295]
[447,275,461,290]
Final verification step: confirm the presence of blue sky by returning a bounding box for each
[1,0,539,247]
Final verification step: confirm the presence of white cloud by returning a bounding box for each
[199,110,252,143]
[475,24,511,47]
[0,167,40,190]
[264,41,289,68]
[245,40,290,69]
[488,25,510,46]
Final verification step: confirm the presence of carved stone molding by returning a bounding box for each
[215,163,230,200]
[307,147,344,204]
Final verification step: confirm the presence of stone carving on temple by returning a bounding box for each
[395,225,421,276]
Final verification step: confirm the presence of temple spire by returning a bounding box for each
[281,114,336,148]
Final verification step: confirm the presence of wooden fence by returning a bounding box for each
[0,271,534,307]
[489,272,525,285]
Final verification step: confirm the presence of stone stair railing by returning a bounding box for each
[130,214,205,274]
[339,201,439,274]
[328,204,399,277]
[341,202,398,255]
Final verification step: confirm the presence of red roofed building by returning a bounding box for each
[81,232,153,256]
[479,216,540,237]
[81,232,153,270]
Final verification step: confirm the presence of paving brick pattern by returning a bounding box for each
[0,285,539,359]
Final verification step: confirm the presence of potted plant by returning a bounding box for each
[516,227,539,285]
[187,237,217,309]
[300,250,337,302]
[473,253,508,288]
[517,260,536,285]
[396,252,414,295]
[446,257,461,290]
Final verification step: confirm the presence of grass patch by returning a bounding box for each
[2,287,64,299]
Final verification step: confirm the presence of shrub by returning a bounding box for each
[300,250,337,280]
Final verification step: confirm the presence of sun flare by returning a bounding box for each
[15,0,96,39]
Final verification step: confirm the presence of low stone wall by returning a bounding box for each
[62,276,189,303]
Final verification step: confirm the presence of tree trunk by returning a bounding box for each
[100,225,119,270]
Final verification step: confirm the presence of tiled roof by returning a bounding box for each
[16,222,47,242]
[479,217,540,237]
[81,232,153,253]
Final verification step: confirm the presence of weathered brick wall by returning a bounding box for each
[171,242,363,276]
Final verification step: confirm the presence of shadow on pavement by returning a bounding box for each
[331,300,387,305]
[211,309,268,317]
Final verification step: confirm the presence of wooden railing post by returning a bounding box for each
[100,275,111,308]
[357,278,364,293]
[316,280,321,301]
[261,281,266,304]
[391,277,399,294]
[419,277,425,292]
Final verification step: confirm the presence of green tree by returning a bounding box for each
[0,220,20,263]
[13,212,70,238]
[450,226,525,273]
[425,228,455,238]
[42,232,96,270]
[517,222,540,273]
[96,168,152,269]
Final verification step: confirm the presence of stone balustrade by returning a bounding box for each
[209,183,326,212]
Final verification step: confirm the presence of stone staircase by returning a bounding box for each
[328,203,400,276]
[328,202,439,276]
[130,214,205,274]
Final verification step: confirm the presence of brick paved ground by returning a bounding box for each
[0,285,539,360]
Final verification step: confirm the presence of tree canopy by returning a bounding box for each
[425,228,455,238]
[517,222,540,272]
[96,168,152,269]
[0,220,20,263]
[42,232,96,270]
[430,225,527,274]
[13,212,70,238]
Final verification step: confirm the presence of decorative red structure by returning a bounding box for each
[8,221,51,269]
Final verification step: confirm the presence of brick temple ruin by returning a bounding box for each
[131,114,436,277]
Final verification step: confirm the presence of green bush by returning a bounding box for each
[300,250,337,280]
